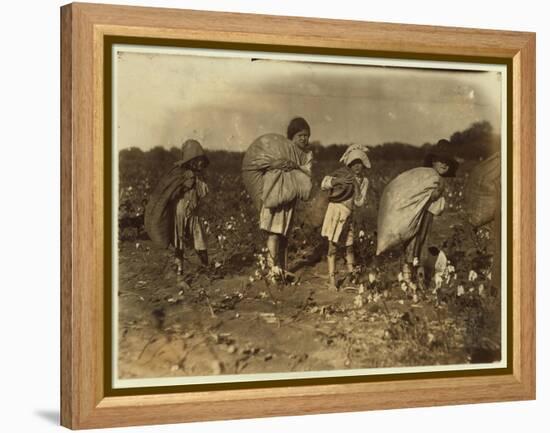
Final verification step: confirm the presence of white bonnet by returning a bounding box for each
[339,144,371,168]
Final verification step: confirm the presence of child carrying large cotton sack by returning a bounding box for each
[376,151,458,264]
[242,133,312,210]
[145,139,210,274]
[241,117,313,280]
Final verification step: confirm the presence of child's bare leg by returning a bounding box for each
[345,245,355,273]
[196,249,208,267]
[175,248,184,275]
[327,241,337,290]
[278,236,288,272]
[266,233,280,270]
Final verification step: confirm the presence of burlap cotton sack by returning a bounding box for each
[376,167,442,255]
[145,140,208,248]
[242,133,312,210]
[464,152,500,228]
[144,165,186,248]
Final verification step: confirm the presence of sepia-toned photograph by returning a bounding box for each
[112,44,507,388]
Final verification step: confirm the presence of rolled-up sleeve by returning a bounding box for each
[321,176,334,190]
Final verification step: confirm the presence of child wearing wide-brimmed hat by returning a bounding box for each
[172,139,210,274]
[320,144,370,290]
[403,146,459,265]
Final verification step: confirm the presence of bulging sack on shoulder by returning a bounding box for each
[242,133,312,210]
[464,153,500,228]
[144,165,187,248]
[261,169,312,209]
[376,167,441,255]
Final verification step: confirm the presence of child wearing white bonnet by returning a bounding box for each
[320,144,371,290]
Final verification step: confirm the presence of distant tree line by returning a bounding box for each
[311,121,499,162]
[119,120,500,177]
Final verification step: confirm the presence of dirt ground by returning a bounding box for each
[117,211,500,380]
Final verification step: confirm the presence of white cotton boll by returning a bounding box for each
[401,282,408,292]
[468,270,478,281]
[412,257,419,267]
[397,272,404,282]
[457,285,465,296]
[368,273,376,284]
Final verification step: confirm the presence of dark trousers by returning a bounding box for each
[404,211,434,264]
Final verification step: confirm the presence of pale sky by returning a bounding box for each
[115,48,502,151]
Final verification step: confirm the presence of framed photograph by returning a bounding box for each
[61,3,535,429]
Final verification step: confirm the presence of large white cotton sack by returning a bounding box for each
[376,167,442,255]
[242,133,312,210]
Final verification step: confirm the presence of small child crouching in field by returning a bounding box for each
[173,139,210,275]
[320,145,370,290]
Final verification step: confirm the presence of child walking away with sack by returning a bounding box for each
[376,147,459,268]
[144,139,209,275]
[321,144,370,290]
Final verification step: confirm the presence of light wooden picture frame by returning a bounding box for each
[61,2,535,429]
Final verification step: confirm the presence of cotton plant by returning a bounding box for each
[249,249,269,282]
[397,263,417,294]
[248,248,289,285]
[432,250,457,293]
